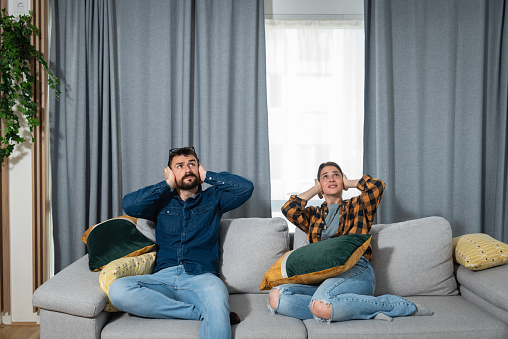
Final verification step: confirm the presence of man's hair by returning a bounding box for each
[317,161,343,180]
[168,147,200,168]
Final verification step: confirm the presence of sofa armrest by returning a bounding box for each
[457,264,508,322]
[33,255,108,318]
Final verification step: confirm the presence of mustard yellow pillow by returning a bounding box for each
[99,252,157,312]
[453,233,508,271]
[259,234,371,290]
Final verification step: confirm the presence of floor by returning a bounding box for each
[0,323,40,339]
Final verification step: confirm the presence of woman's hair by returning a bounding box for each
[317,161,343,180]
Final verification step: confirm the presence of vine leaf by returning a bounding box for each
[0,8,60,163]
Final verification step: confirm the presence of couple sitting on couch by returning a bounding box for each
[108,147,432,339]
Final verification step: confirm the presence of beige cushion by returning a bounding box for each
[99,252,156,312]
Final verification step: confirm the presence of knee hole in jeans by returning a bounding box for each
[268,288,280,310]
[310,299,332,320]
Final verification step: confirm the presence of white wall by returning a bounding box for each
[4,0,37,324]
[4,0,364,324]
[7,131,36,323]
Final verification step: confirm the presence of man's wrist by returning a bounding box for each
[203,170,221,184]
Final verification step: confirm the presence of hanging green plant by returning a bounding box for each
[0,8,60,163]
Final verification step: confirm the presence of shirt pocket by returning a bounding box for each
[158,207,181,234]
[189,202,214,230]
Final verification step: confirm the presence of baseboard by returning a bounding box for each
[8,322,39,326]
[1,313,12,325]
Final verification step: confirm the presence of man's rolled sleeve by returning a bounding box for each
[204,171,254,213]
[122,181,170,221]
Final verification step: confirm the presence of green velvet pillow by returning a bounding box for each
[81,216,156,271]
[260,234,371,290]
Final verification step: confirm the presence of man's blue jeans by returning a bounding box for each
[109,264,230,339]
[268,256,417,322]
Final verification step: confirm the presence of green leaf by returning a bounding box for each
[0,9,60,163]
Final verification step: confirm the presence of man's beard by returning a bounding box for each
[177,174,199,190]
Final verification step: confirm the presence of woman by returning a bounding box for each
[268,161,432,322]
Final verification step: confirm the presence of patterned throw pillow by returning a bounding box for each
[453,233,508,271]
[81,216,156,271]
[259,234,372,290]
[99,252,157,312]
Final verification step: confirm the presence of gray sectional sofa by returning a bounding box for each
[33,216,508,338]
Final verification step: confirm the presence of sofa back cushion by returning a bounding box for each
[219,217,289,294]
[294,216,458,296]
[370,216,458,296]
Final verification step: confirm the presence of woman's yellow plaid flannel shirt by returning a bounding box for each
[281,175,385,262]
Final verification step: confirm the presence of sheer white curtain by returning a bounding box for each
[265,19,365,227]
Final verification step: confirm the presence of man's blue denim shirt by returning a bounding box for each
[122,171,254,275]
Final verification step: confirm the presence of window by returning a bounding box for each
[265,20,365,230]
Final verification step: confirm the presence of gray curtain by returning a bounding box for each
[50,0,271,272]
[363,0,508,242]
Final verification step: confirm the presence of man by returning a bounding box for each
[109,147,254,339]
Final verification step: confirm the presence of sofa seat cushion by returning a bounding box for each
[32,255,107,318]
[101,313,201,339]
[220,217,290,294]
[101,294,307,339]
[229,294,307,338]
[370,216,458,296]
[303,296,508,339]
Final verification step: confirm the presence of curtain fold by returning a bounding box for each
[50,0,270,272]
[363,0,508,242]
[191,0,270,218]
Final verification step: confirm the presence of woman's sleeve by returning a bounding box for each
[357,175,386,224]
[281,195,314,233]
